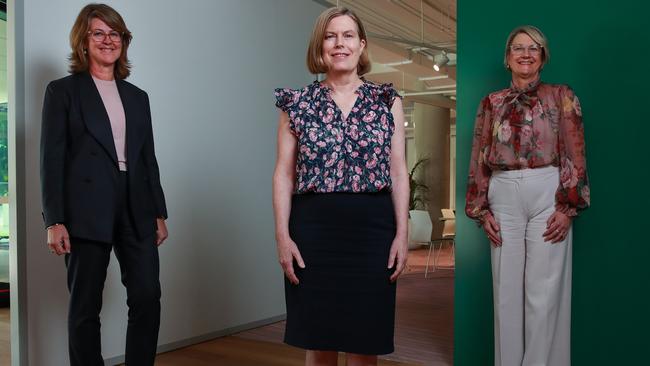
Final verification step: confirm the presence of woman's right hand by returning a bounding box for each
[481,213,502,247]
[276,236,305,285]
[47,224,71,255]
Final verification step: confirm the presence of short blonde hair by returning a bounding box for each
[69,3,133,79]
[306,7,371,76]
[504,25,550,69]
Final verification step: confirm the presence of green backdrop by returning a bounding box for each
[455,1,650,365]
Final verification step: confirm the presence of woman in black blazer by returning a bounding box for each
[40,4,167,365]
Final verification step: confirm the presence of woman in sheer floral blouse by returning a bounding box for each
[465,25,589,366]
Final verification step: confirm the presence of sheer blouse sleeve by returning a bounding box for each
[555,86,590,216]
[465,96,494,223]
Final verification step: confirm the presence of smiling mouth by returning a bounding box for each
[331,52,349,58]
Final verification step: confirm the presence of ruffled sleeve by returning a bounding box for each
[555,85,590,216]
[274,88,300,112]
[274,88,302,136]
[379,83,401,109]
[465,96,494,223]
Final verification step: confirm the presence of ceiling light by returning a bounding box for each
[384,60,414,67]
[433,52,450,72]
[426,84,456,90]
[419,75,449,81]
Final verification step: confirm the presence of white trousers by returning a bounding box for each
[489,166,571,366]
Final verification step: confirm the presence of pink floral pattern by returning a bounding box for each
[275,80,400,193]
[465,80,590,220]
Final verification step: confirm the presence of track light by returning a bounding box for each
[384,60,413,67]
[433,52,450,72]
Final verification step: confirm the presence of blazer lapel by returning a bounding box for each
[117,79,146,171]
[78,72,119,166]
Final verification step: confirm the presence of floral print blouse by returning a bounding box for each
[465,80,590,221]
[275,80,400,194]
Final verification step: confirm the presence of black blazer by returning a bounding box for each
[40,72,167,243]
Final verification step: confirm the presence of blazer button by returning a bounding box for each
[83,178,92,183]
[90,151,98,156]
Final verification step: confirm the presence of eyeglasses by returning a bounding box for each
[509,44,542,56]
[88,29,123,43]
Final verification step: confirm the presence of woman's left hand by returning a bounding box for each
[388,235,408,282]
[156,218,168,246]
[543,211,571,243]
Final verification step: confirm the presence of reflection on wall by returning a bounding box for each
[412,102,451,237]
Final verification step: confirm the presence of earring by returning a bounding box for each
[83,48,87,55]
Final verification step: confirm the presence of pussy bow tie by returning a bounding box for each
[504,88,539,109]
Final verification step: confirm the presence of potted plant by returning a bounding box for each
[408,158,429,249]
[409,158,429,211]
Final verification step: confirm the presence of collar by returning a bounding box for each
[509,78,541,93]
[314,78,368,101]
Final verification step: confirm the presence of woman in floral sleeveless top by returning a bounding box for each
[272,7,409,366]
[465,25,590,366]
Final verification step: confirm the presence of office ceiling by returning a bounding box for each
[312,0,457,110]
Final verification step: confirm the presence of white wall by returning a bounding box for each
[11,0,324,364]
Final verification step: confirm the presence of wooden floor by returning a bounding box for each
[0,307,9,366]
[0,247,454,366]
[404,244,455,274]
[236,247,454,366]
[155,337,421,366]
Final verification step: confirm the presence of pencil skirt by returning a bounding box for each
[284,191,397,355]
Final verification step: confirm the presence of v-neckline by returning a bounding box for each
[320,80,365,122]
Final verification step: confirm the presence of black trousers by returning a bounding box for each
[65,172,161,366]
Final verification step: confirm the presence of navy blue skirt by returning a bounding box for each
[284,192,397,355]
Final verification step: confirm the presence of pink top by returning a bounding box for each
[465,80,590,221]
[93,76,127,171]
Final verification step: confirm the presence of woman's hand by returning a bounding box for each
[388,235,408,282]
[47,224,71,255]
[482,212,502,247]
[156,218,168,246]
[277,236,305,285]
[543,211,571,243]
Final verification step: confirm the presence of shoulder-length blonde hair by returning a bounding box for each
[306,7,371,76]
[69,3,133,80]
[504,25,550,69]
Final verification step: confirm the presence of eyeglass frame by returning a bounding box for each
[509,44,543,56]
[87,29,124,43]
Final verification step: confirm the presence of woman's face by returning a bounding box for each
[321,15,366,74]
[507,32,542,80]
[86,18,122,70]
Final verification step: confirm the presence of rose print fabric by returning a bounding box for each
[275,80,400,194]
[465,80,590,221]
